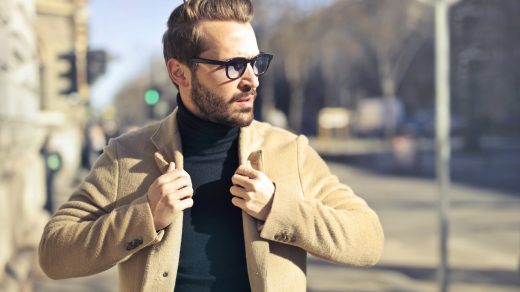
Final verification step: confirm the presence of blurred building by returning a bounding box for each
[36,0,90,189]
[0,0,90,290]
[451,0,520,149]
[0,0,48,290]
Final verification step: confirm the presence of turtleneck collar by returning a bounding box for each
[176,94,239,156]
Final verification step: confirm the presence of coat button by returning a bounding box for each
[126,241,135,250]
[163,272,169,277]
[126,238,144,250]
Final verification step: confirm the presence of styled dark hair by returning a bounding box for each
[162,0,254,65]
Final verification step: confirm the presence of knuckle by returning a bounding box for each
[250,181,259,190]
[246,191,255,199]
[169,169,180,178]
[159,184,169,194]
[156,177,166,186]
[164,198,175,208]
[244,201,254,210]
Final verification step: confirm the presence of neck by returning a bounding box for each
[176,94,239,155]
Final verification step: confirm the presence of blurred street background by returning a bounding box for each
[1,0,519,291]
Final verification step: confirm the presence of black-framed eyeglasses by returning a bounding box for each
[190,52,273,80]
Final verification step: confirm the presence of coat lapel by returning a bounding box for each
[151,108,184,171]
[239,123,270,292]
[146,109,185,291]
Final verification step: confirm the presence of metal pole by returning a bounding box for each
[434,1,452,291]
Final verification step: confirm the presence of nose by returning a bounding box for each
[238,63,259,91]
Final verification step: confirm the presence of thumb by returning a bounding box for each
[167,162,176,172]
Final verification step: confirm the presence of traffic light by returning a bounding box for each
[144,87,161,119]
[46,153,62,172]
[58,51,78,95]
[144,88,161,106]
[87,50,107,84]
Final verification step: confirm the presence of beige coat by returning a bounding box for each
[39,110,384,291]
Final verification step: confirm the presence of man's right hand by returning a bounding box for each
[147,162,193,231]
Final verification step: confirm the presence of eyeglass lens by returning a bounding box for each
[227,55,270,79]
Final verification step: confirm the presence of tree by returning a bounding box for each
[267,0,433,134]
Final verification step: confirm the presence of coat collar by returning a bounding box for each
[150,108,264,172]
[150,108,183,172]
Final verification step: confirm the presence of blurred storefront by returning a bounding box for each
[0,0,90,290]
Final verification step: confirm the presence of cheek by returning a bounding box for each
[213,79,240,98]
[196,68,239,97]
[204,67,229,85]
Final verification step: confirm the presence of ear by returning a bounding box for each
[167,58,191,88]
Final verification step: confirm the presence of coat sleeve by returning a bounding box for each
[38,140,163,279]
[259,135,384,266]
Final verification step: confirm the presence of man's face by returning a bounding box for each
[188,21,260,127]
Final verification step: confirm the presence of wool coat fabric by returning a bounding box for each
[39,109,384,292]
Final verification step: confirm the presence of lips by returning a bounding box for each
[237,95,254,103]
[232,89,257,103]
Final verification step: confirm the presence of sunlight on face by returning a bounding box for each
[188,21,260,126]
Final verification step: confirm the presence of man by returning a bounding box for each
[39,1,384,291]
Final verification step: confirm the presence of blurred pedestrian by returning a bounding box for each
[392,130,418,172]
[39,1,384,291]
[39,135,62,214]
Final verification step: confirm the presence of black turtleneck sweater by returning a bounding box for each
[174,98,251,292]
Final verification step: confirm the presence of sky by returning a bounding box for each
[88,0,334,109]
[89,0,183,108]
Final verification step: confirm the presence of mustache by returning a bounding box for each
[231,88,257,102]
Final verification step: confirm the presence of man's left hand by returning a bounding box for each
[230,161,275,221]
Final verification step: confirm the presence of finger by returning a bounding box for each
[230,185,247,199]
[162,187,193,205]
[175,197,194,211]
[231,174,253,189]
[157,169,191,186]
[235,163,259,179]
[167,162,176,173]
[163,188,193,203]
[175,186,194,200]
[160,177,192,195]
[231,197,246,210]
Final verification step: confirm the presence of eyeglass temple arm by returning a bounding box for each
[190,57,227,65]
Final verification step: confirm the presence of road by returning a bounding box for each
[307,162,519,291]
[34,162,520,291]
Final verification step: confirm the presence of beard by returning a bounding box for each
[190,75,256,127]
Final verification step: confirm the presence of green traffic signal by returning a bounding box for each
[144,88,160,106]
[46,154,62,171]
